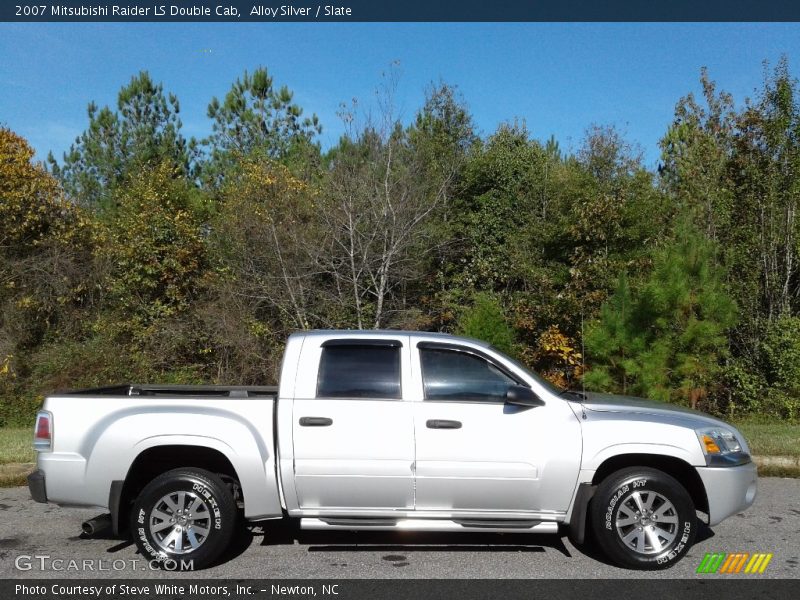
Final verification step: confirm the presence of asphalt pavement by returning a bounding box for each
[0,477,797,579]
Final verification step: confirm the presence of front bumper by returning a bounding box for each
[27,469,47,503]
[696,461,757,526]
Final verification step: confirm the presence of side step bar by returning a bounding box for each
[300,517,559,534]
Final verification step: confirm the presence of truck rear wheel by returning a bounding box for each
[130,468,237,570]
[590,467,696,570]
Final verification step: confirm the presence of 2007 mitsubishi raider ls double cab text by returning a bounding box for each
[27,330,757,570]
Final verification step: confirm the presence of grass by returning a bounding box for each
[756,464,800,478]
[0,426,35,487]
[0,464,32,487]
[0,426,34,464]
[732,419,800,458]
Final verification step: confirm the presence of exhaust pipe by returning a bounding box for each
[82,513,112,536]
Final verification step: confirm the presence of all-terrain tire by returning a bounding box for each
[590,467,697,570]
[130,468,237,570]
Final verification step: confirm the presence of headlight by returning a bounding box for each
[696,427,750,467]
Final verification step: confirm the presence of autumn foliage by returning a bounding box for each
[2,61,800,424]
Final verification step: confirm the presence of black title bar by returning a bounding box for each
[4,1,800,22]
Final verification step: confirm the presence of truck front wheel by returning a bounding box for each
[130,468,237,570]
[590,467,697,569]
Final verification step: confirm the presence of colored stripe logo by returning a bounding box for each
[697,552,773,574]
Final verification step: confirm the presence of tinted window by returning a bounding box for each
[420,348,517,402]
[317,346,401,399]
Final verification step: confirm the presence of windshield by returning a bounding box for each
[489,345,562,396]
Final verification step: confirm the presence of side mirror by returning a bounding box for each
[505,384,545,407]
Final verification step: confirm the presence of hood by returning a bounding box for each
[578,391,728,428]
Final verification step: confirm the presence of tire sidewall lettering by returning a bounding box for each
[604,478,646,530]
[192,482,223,530]
[658,520,693,564]
[137,524,166,560]
[135,508,164,559]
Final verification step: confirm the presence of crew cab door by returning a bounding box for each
[412,342,582,516]
[290,336,415,510]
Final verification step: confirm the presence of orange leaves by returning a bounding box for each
[537,325,582,365]
[531,325,584,390]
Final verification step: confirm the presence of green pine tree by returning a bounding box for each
[585,222,737,407]
[49,71,195,207]
[456,293,517,355]
[202,67,321,185]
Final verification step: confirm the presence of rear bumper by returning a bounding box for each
[696,461,758,526]
[27,469,47,503]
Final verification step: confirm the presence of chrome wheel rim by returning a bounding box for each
[149,491,212,554]
[615,489,679,555]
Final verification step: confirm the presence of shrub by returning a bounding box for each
[456,292,516,355]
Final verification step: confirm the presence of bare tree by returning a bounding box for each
[212,155,325,332]
[318,75,464,329]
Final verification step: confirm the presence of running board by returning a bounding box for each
[300,517,559,534]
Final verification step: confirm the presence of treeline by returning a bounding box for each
[2,61,799,425]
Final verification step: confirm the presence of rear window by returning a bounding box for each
[316,345,401,399]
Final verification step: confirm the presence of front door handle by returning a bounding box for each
[299,417,333,427]
[426,419,462,429]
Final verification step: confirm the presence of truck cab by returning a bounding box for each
[277,330,582,521]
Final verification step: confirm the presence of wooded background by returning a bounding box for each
[2,60,800,425]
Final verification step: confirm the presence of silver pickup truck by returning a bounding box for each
[28,330,757,570]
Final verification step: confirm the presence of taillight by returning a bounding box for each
[33,411,52,451]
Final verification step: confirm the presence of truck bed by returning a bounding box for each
[56,384,278,398]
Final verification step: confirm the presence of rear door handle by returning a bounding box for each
[299,417,333,427]
[426,419,462,429]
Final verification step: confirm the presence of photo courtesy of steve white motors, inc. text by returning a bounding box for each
[22,4,355,18]
[14,584,338,597]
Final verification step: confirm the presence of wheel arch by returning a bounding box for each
[591,453,709,517]
[115,444,241,535]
